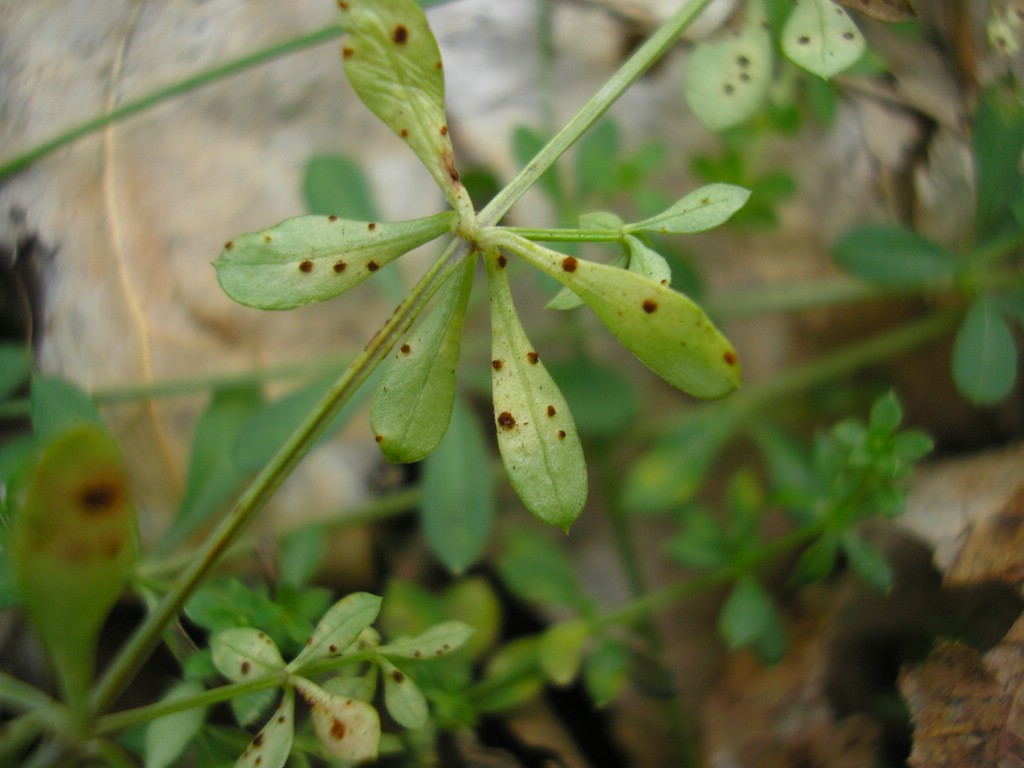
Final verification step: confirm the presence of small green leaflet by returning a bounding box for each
[624,184,750,235]
[380,657,428,729]
[371,256,475,462]
[235,689,294,768]
[145,681,207,768]
[488,230,740,399]
[378,620,474,659]
[624,236,671,286]
[952,296,1018,404]
[539,619,590,686]
[683,0,772,131]
[340,0,471,215]
[210,628,286,682]
[214,212,454,310]
[485,250,587,530]
[294,677,381,762]
[289,592,382,670]
[781,0,866,79]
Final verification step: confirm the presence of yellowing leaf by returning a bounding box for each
[11,424,137,717]
[295,677,380,763]
[214,212,454,311]
[782,0,866,79]
[371,256,475,462]
[340,0,471,214]
[683,0,772,131]
[485,250,587,530]
[486,231,740,400]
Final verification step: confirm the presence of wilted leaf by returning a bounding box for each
[214,212,454,310]
[489,231,740,399]
[294,677,381,763]
[485,250,587,530]
[624,184,750,235]
[683,0,773,130]
[952,297,1018,404]
[782,0,866,79]
[289,592,382,670]
[371,256,475,462]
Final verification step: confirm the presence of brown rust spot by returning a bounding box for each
[724,350,738,366]
[241,661,252,675]
[393,25,408,44]
[527,351,539,364]
[224,241,233,250]
[558,430,567,439]
[400,344,411,354]
[400,129,409,138]
[342,46,354,59]
[367,221,377,230]
[330,719,347,740]
[492,359,504,371]
[561,256,578,272]
[299,260,314,273]
[337,0,349,8]
[253,734,265,748]
[547,405,556,417]
[333,260,346,273]
[375,435,383,444]
[642,299,657,313]
[329,644,339,653]
[328,214,338,221]
[496,253,507,268]
[440,125,448,136]
[497,411,516,429]
[798,35,811,44]
[77,480,122,515]
[263,235,272,244]
[391,669,405,682]
[367,260,380,272]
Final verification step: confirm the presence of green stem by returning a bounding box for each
[501,227,623,243]
[0,672,59,714]
[477,0,714,227]
[0,26,344,180]
[89,239,470,717]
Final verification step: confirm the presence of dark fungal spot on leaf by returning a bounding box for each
[224,241,233,250]
[78,481,121,515]
[798,35,811,44]
[333,260,346,273]
[492,359,504,371]
[497,411,516,429]
[400,129,409,138]
[277,714,287,723]
[391,669,405,682]
[413,649,422,658]
[642,299,658,313]
[255,759,262,766]
[724,83,735,95]
[843,31,855,40]
[367,221,377,230]
[562,256,578,272]
[299,260,314,273]
[547,405,556,417]
[558,430,566,439]
[724,350,738,366]
[375,435,383,444]
[740,72,750,82]
[241,661,252,675]
[253,734,265,748]
[328,214,338,221]
[440,125,448,136]
[527,351,539,364]
[367,260,380,272]
[435,61,443,70]
[701,197,710,205]
[342,47,354,59]
[393,25,408,44]
[329,643,339,653]
[337,0,348,8]
[331,719,347,740]
[496,253,507,268]
[401,344,411,355]
[263,235,273,243]
[737,55,750,67]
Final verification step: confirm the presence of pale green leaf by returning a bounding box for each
[380,658,428,729]
[497,529,589,611]
[683,0,772,130]
[379,620,474,659]
[294,677,381,763]
[485,250,587,530]
[289,592,382,669]
[210,628,286,683]
[718,576,774,651]
[340,0,470,212]
[539,619,590,686]
[782,0,866,79]
[624,184,750,235]
[953,297,1018,404]
[214,212,454,310]
[234,689,294,768]
[831,226,959,287]
[145,681,207,768]
[490,231,740,399]
[624,235,672,286]
[582,639,627,707]
[371,256,475,462]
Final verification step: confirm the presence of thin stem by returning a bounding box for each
[0,672,59,714]
[501,227,623,243]
[477,0,714,227]
[89,239,470,717]
[0,26,344,180]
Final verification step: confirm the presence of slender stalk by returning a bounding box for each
[89,239,470,717]
[0,27,344,180]
[502,227,623,243]
[0,672,59,714]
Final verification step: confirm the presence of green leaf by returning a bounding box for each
[493,232,740,399]
[548,356,639,438]
[792,532,840,584]
[575,120,621,201]
[539,619,590,686]
[289,592,382,669]
[781,0,865,79]
[161,386,263,553]
[30,376,103,440]
[380,658,429,729]
[667,509,728,570]
[718,576,775,651]
[145,681,208,768]
[371,256,475,462]
[683,0,773,130]
[441,578,502,662]
[582,638,627,707]
[832,225,960,287]
[512,125,563,203]
[303,154,378,221]
[210,628,286,683]
[624,235,672,287]
[379,620,474,659]
[485,250,587,530]
[421,396,495,574]
[868,391,902,434]
[0,344,31,400]
[294,677,380,763]
[11,425,137,717]
[279,524,328,588]
[235,689,294,768]
[497,529,589,612]
[474,637,544,713]
[214,211,454,310]
[842,532,893,591]
[625,184,750,235]
[340,0,469,213]
[973,86,1024,238]
[952,297,1018,404]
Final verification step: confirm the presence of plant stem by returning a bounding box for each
[0,26,344,180]
[502,227,623,243]
[477,0,714,227]
[89,239,471,717]
[0,672,59,714]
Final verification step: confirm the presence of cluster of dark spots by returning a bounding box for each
[333,260,346,273]
[440,125,448,136]
[724,350,738,366]
[367,260,380,272]
[299,260,314,273]
[78,481,121,514]
[224,240,233,250]
[642,299,658,313]
[547,405,556,417]
[342,46,354,59]
[798,35,811,45]
[400,343,411,354]
[497,411,516,429]
[241,661,252,675]
[491,359,504,371]
[328,214,338,221]
[496,253,507,268]
[393,25,408,44]
[263,235,273,243]
[391,670,405,682]
[527,351,539,364]
[367,221,377,230]
[562,256,578,272]
[557,430,566,439]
